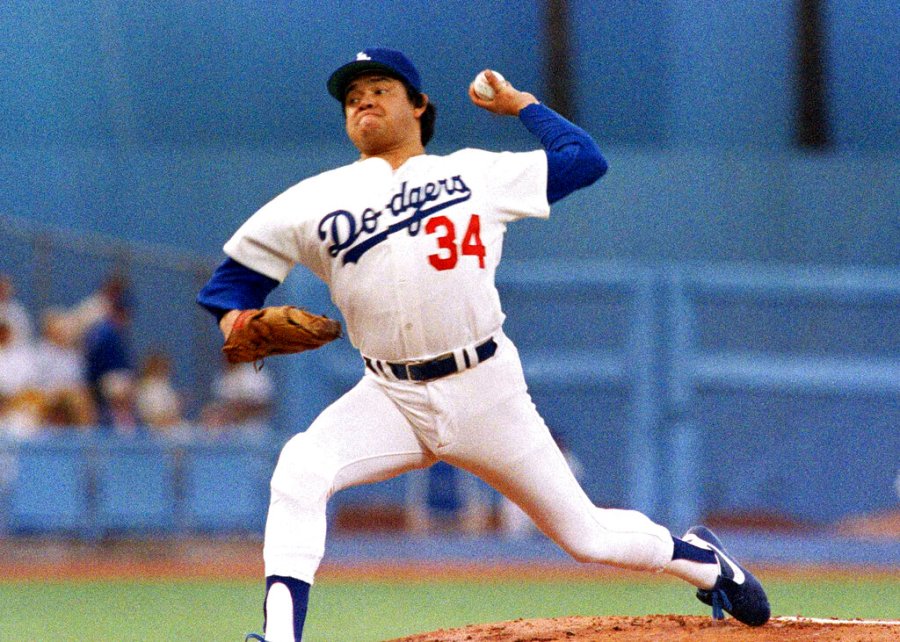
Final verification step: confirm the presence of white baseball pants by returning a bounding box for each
[262,332,674,583]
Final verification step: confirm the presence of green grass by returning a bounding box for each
[1,575,897,641]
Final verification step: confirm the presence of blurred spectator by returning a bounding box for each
[41,388,97,428]
[99,370,139,434]
[33,308,85,392]
[32,308,96,428]
[84,297,134,428]
[200,359,274,437]
[0,318,41,439]
[0,390,45,440]
[68,272,131,341]
[0,273,34,346]
[0,319,37,396]
[135,349,186,436]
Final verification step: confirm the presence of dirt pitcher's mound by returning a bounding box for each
[387,614,900,641]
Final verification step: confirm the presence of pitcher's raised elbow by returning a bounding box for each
[585,146,608,184]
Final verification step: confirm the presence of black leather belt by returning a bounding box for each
[364,337,498,382]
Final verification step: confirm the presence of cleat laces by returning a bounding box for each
[704,587,733,621]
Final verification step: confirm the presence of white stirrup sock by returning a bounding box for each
[264,582,296,642]
[664,535,720,589]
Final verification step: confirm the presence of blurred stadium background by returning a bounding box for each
[0,0,897,612]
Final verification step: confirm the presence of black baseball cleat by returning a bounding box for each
[683,525,771,627]
[244,634,267,641]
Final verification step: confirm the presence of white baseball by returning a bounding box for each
[472,70,505,100]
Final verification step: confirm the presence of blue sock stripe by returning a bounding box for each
[671,536,718,564]
[265,575,311,641]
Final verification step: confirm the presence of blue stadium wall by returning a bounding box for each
[0,1,897,531]
[1,1,896,264]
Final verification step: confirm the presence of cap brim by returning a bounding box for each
[327,61,401,100]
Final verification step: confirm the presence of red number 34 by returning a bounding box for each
[425,214,486,271]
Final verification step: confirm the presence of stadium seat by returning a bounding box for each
[180,440,273,532]
[7,437,91,534]
[94,438,177,534]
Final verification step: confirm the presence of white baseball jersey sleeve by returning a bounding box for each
[223,149,549,361]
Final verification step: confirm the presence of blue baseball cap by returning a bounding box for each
[327,47,422,101]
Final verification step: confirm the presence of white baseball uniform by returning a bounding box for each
[222,148,674,584]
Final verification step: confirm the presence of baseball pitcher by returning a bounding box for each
[197,48,770,641]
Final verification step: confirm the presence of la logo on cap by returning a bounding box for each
[356,52,371,61]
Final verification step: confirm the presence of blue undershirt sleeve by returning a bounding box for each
[518,102,608,204]
[196,257,280,322]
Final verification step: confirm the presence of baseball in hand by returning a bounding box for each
[472,70,505,100]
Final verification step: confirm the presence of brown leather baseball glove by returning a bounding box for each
[222,305,342,364]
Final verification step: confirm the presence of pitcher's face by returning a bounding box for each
[343,74,425,158]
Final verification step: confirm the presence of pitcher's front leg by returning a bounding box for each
[261,377,431,641]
